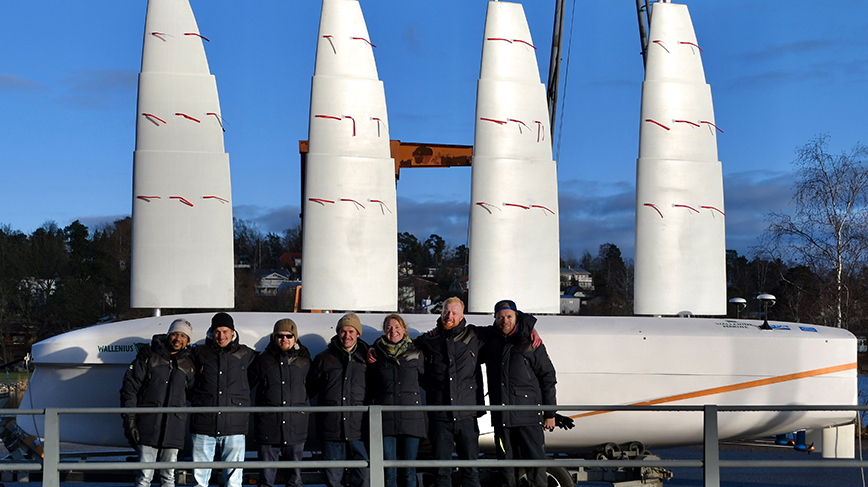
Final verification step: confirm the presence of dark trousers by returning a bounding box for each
[322,440,370,487]
[383,435,421,487]
[257,443,304,487]
[494,425,547,487]
[429,417,479,487]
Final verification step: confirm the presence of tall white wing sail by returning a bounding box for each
[468,1,560,314]
[634,2,726,316]
[131,0,234,308]
[301,0,397,311]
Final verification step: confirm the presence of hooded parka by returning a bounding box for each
[480,312,557,427]
[306,335,369,442]
[189,332,257,436]
[120,334,195,449]
[249,339,311,446]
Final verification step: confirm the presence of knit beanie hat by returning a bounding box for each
[167,318,193,341]
[494,299,517,313]
[273,318,298,339]
[336,312,362,336]
[210,312,235,331]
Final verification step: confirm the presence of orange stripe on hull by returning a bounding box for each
[571,362,857,419]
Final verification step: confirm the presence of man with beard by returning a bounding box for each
[190,312,257,487]
[375,299,543,487]
[249,318,311,487]
[480,300,557,487]
[413,297,489,487]
[120,318,196,487]
[307,313,370,487]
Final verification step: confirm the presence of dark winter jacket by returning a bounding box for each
[414,318,492,421]
[120,334,195,449]
[479,312,557,428]
[249,339,311,446]
[306,335,369,442]
[189,333,257,436]
[368,336,427,438]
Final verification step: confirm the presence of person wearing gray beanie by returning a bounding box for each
[120,318,195,487]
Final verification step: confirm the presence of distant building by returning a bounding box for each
[279,252,302,279]
[255,269,292,296]
[560,296,581,315]
[398,261,414,277]
[398,276,439,313]
[560,267,594,314]
[560,267,593,291]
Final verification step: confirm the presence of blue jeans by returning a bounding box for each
[135,445,178,487]
[322,440,369,487]
[383,436,420,487]
[191,433,245,487]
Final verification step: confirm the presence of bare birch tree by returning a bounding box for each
[766,135,868,328]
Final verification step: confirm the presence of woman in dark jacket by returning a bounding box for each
[249,319,311,487]
[368,314,426,487]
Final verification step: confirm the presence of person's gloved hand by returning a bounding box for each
[554,413,574,430]
[123,417,140,448]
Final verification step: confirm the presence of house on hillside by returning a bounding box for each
[279,252,302,279]
[560,267,594,314]
[560,267,593,292]
[255,269,292,296]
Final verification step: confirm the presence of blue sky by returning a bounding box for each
[1,0,866,260]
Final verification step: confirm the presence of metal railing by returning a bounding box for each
[8,404,868,487]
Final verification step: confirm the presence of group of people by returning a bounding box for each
[119,297,560,487]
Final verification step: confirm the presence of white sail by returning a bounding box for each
[301,0,397,312]
[131,0,234,308]
[468,1,560,314]
[634,2,726,316]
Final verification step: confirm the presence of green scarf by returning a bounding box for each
[376,334,412,360]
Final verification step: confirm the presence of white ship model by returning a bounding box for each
[18,0,857,462]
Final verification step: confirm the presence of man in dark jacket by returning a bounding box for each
[307,312,370,487]
[480,300,557,487]
[120,318,195,487]
[413,297,488,487]
[190,312,257,487]
[249,318,311,487]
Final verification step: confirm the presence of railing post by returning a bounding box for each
[43,409,60,487]
[369,406,384,487]
[703,404,720,487]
